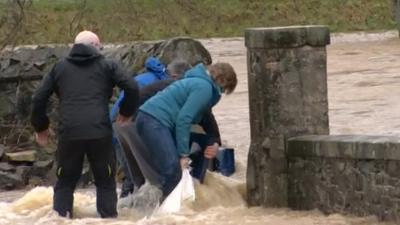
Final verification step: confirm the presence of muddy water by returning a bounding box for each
[0,31,399,225]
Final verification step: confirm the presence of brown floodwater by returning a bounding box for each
[0,30,399,225]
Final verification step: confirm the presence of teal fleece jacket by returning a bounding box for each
[139,63,221,156]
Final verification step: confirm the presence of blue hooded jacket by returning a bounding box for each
[139,63,221,156]
[135,56,168,86]
[110,57,168,121]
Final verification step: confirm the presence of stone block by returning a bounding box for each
[16,165,31,184]
[288,135,400,160]
[30,159,53,177]
[28,176,43,187]
[5,150,37,162]
[245,25,330,49]
[0,144,4,158]
[0,162,15,172]
[0,171,24,190]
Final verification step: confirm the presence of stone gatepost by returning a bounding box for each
[245,26,330,207]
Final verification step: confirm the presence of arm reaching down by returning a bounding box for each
[175,83,213,156]
[109,62,140,119]
[31,66,57,145]
[31,66,57,133]
[199,110,221,145]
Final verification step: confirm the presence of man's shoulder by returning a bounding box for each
[96,57,127,74]
[55,55,109,66]
[99,57,116,67]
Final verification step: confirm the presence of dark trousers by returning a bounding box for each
[113,137,135,197]
[135,111,182,198]
[189,133,216,180]
[53,136,117,218]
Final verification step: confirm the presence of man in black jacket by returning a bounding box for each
[31,30,140,218]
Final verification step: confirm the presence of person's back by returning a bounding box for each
[140,63,221,155]
[31,30,139,218]
[140,64,218,126]
[134,62,237,203]
[50,44,127,138]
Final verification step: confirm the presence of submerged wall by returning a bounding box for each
[288,135,400,221]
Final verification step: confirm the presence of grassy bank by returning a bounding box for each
[0,0,397,45]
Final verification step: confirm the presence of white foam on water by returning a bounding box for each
[0,172,388,225]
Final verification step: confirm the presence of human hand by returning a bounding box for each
[180,157,191,170]
[35,129,50,146]
[204,143,219,159]
[116,114,132,126]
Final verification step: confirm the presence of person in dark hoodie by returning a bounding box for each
[134,62,237,202]
[30,30,140,218]
[109,57,170,198]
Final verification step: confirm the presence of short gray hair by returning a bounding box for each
[166,59,192,78]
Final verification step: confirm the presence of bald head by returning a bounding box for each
[74,30,102,50]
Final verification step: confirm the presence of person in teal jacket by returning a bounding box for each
[134,62,237,200]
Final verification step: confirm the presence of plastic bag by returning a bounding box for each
[155,168,195,215]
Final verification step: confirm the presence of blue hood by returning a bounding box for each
[145,57,168,80]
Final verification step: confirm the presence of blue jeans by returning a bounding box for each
[135,111,182,197]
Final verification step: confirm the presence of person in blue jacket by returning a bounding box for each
[110,56,168,122]
[135,62,237,200]
[111,58,191,198]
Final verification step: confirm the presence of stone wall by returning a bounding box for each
[0,37,211,189]
[245,26,330,207]
[245,25,400,221]
[288,135,400,221]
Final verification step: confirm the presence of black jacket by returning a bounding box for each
[139,79,221,145]
[31,44,139,140]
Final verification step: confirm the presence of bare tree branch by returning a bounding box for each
[0,0,32,50]
[69,0,87,38]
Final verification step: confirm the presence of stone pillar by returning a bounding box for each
[245,26,330,207]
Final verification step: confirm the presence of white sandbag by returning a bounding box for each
[155,169,195,215]
[181,169,195,201]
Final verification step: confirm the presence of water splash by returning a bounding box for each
[0,172,246,224]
